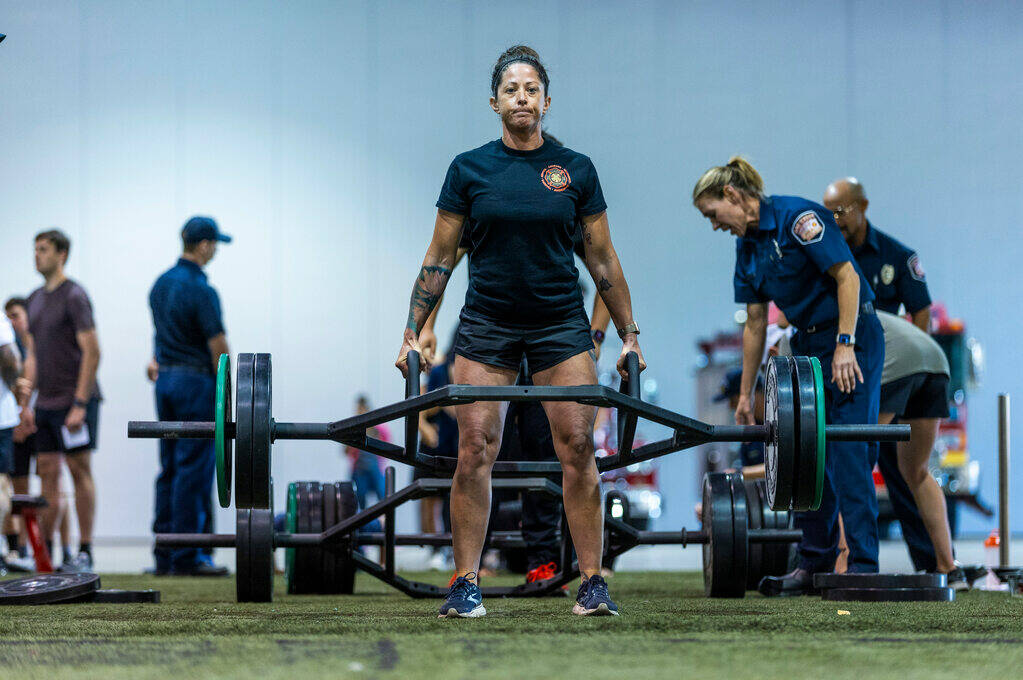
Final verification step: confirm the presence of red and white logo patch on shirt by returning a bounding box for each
[791,211,824,244]
[908,253,926,281]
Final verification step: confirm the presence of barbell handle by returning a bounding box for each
[617,351,641,456]
[405,350,421,459]
[128,421,218,439]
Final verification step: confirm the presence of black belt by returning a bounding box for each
[803,302,875,334]
[159,363,213,375]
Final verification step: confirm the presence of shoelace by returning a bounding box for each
[578,575,609,601]
[527,562,558,583]
[449,572,478,598]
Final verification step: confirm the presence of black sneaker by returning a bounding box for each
[59,552,95,574]
[946,567,969,592]
[171,562,229,577]
[758,568,818,597]
[438,574,486,618]
[573,575,620,616]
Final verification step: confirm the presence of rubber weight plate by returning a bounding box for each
[808,357,826,511]
[757,479,796,578]
[813,572,947,590]
[308,482,325,592]
[823,587,955,602]
[0,573,100,605]
[728,472,749,597]
[215,353,233,509]
[321,480,338,592]
[744,479,764,590]
[290,482,314,594]
[332,481,359,594]
[236,505,274,602]
[236,508,252,601]
[84,589,161,604]
[790,357,818,512]
[250,354,272,509]
[765,356,797,511]
[702,472,745,598]
[234,354,256,508]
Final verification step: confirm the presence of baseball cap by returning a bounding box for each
[182,216,232,244]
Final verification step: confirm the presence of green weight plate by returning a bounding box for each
[790,357,818,512]
[702,472,744,598]
[250,354,272,509]
[764,356,796,511]
[215,354,233,509]
[809,357,826,511]
[285,482,297,593]
[234,355,255,508]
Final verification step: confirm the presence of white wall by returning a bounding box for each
[1,0,1020,540]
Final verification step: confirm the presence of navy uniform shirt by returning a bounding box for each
[734,196,874,331]
[851,222,930,315]
[437,139,606,326]
[149,258,225,371]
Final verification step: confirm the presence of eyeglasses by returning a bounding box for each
[831,204,857,219]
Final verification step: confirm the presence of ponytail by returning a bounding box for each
[692,155,765,203]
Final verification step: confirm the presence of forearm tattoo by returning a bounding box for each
[598,277,612,292]
[406,265,452,333]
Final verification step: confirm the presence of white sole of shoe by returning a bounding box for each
[438,604,487,618]
[572,602,619,616]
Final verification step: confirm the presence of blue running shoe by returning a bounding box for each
[438,574,486,618]
[573,575,620,616]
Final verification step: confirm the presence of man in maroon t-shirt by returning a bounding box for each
[23,230,102,572]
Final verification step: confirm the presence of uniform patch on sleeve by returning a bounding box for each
[791,211,824,244]
[908,253,926,281]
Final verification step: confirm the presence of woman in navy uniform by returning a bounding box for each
[396,46,643,617]
[692,157,884,595]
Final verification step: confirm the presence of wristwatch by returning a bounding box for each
[836,333,855,346]
[617,322,640,339]
[73,398,89,409]
[591,330,605,344]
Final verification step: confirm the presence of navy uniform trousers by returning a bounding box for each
[790,312,884,573]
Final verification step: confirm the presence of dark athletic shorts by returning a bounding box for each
[33,398,100,454]
[0,427,12,476]
[453,308,593,373]
[880,372,950,420]
[12,432,36,477]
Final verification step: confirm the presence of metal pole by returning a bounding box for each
[999,393,1010,567]
[384,466,396,577]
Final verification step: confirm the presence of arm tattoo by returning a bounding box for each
[598,277,612,292]
[582,223,593,245]
[406,265,452,333]
[0,345,19,392]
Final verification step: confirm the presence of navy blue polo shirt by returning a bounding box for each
[734,196,874,331]
[437,139,606,326]
[424,362,458,455]
[149,258,225,370]
[851,222,930,315]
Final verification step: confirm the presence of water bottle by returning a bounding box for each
[983,530,1004,591]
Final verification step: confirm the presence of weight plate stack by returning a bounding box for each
[0,573,101,606]
[285,482,298,593]
[326,481,358,594]
[815,572,954,602]
[743,479,764,591]
[808,357,826,511]
[756,479,797,578]
[235,354,256,509]
[250,354,273,509]
[702,472,747,598]
[791,357,818,511]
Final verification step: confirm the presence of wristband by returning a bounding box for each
[617,322,640,339]
[73,398,89,409]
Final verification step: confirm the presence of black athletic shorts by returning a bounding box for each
[33,397,100,454]
[453,307,593,373]
[12,432,36,477]
[880,372,950,419]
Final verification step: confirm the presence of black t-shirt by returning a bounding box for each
[437,139,606,325]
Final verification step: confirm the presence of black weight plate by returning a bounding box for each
[0,573,100,605]
[321,480,338,592]
[236,508,252,602]
[249,507,274,602]
[728,472,749,597]
[250,354,272,509]
[757,479,796,578]
[992,566,1023,583]
[334,481,358,594]
[308,482,324,593]
[790,357,818,511]
[292,482,313,594]
[814,572,947,590]
[234,354,256,508]
[765,357,796,511]
[85,589,161,604]
[702,472,743,598]
[823,587,955,602]
[744,480,763,590]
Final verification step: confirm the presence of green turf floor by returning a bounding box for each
[1,571,1021,679]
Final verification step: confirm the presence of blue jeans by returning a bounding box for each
[791,313,884,574]
[351,452,386,510]
[152,368,216,572]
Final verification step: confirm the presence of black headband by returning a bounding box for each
[491,56,549,96]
